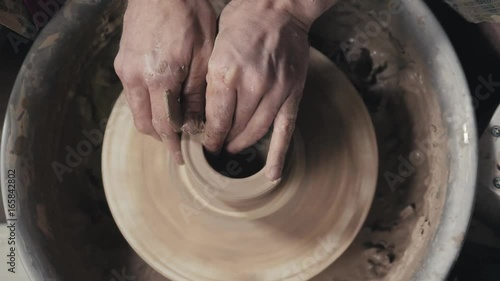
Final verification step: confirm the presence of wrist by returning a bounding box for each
[270,0,338,29]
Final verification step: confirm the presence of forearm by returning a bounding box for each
[271,0,338,28]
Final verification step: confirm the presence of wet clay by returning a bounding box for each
[16,1,448,281]
[309,1,449,280]
[102,49,378,281]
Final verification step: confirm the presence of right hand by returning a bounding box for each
[203,0,310,181]
[114,0,216,164]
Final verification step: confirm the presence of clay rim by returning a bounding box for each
[181,133,280,202]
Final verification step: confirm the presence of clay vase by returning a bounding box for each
[102,48,378,281]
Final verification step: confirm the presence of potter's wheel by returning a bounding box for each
[102,49,378,281]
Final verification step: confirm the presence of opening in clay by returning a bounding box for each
[203,146,266,179]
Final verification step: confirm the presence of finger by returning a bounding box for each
[225,87,287,154]
[144,56,189,132]
[114,50,160,140]
[265,93,301,181]
[225,76,272,142]
[203,79,237,155]
[181,51,210,134]
[149,83,184,165]
[123,85,160,141]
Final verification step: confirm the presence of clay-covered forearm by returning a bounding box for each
[270,0,338,28]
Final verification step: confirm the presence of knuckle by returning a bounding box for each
[207,61,223,75]
[119,66,141,84]
[155,60,169,75]
[143,58,188,88]
[143,72,164,89]
[149,60,188,82]
[113,56,123,77]
[208,63,234,86]
[114,56,142,84]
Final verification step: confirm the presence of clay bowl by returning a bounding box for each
[101,48,377,281]
[1,0,477,281]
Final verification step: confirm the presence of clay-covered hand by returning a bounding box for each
[203,0,310,181]
[114,0,216,164]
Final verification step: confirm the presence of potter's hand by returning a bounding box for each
[114,0,216,164]
[203,0,321,181]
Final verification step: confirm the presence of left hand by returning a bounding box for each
[203,0,310,181]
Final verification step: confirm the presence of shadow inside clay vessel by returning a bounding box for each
[202,132,271,179]
[203,147,266,179]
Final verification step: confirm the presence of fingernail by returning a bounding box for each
[267,165,282,181]
[174,151,184,165]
